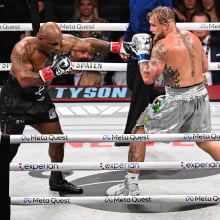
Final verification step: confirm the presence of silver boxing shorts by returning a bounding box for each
[136,82,211,134]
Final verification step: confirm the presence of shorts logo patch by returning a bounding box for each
[48,108,57,119]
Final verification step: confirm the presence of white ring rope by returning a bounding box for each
[10,161,220,171]
[5,133,220,144]
[11,195,220,205]
[0,62,219,71]
[0,22,220,31]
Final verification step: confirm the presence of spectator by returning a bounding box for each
[68,0,112,62]
[173,0,203,22]
[98,0,130,85]
[115,0,173,146]
[20,0,46,39]
[64,0,112,85]
[52,50,101,85]
[191,11,220,85]
[0,0,30,85]
[52,0,74,22]
[202,0,220,22]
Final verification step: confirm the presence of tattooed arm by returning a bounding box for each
[10,38,51,87]
[63,34,110,54]
[139,40,167,85]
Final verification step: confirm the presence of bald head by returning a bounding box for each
[37,22,62,40]
[36,22,63,56]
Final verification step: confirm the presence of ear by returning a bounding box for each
[163,23,169,30]
[37,34,43,43]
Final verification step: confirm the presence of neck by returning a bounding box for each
[80,15,94,22]
[204,5,215,13]
[166,23,178,35]
[205,9,218,22]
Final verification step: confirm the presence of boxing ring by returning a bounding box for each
[6,132,220,206]
[1,22,220,219]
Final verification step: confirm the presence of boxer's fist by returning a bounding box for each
[132,33,152,63]
[39,53,72,82]
[110,42,137,59]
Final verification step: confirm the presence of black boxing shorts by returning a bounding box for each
[0,78,59,134]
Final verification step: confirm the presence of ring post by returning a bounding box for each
[1,134,10,219]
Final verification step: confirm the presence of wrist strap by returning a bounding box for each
[110,42,122,53]
[137,54,150,63]
[39,66,54,82]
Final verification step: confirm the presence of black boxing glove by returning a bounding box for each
[39,53,73,82]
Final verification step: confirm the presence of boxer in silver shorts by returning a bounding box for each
[106,6,220,197]
[137,82,211,134]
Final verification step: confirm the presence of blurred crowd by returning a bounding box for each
[0,0,220,85]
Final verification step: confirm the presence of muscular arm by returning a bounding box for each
[62,34,110,54]
[139,41,166,85]
[10,41,50,87]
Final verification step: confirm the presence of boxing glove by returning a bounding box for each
[110,42,137,59]
[132,33,152,64]
[39,53,73,82]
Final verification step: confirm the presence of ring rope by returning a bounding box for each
[0,62,219,71]
[10,161,220,171]
[0,22,219,31]
[4,133,220,144]
[11,195,220,205]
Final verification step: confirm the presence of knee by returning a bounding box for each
[131,125,145,134]
[49,143,64,151]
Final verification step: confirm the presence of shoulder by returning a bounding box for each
[13,36,35,55]
[153,39,168,51]
[151,39,169,61]
[62,33,80,41]
[61,34,80,52]
[180,30,196,40]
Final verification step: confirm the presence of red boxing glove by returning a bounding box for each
[39,53,72,82]
[110,42,124,53]
[110,42,137,59]
[39,66,55,82]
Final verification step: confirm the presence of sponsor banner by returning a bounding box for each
[0,23,32,31]
[183,133,220,141]
[23,196,152,205]
[14,133,220,144]
[49,85,131,102]
[1,23,220,32]
[23,197,71,205]
[21,134,69,142]
[99,162,140,170]
[17,195,220,205]
[181,161,220,169]
[0,85,219,101]
[104,196,152,204]
[102,134,149,142]
[185,195,220,203]
[0,62,11,70]
[200,23,220,31]
[17,162,60,171]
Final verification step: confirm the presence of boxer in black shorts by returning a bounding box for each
[0,22,136,194]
